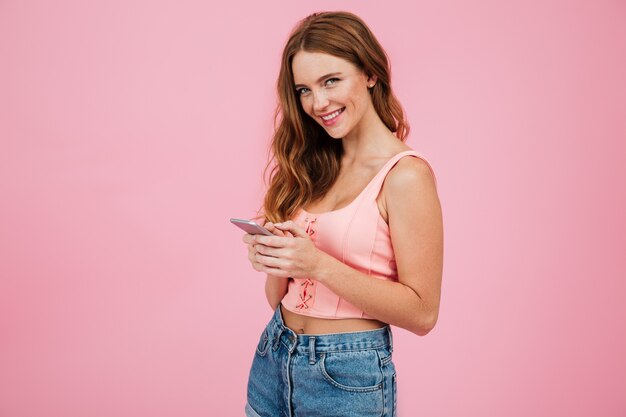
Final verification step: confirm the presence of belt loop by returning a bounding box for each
[272,327,284,351]
[308,336,316,365]
[387,326,393,353]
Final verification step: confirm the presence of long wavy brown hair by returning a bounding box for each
[255,11,410,224]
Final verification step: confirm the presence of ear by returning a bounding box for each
[367,73,378,87]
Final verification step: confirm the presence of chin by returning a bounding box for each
[326,132,344,140]
[321,125,349,139]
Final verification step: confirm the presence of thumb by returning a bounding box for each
[273,220,309,238]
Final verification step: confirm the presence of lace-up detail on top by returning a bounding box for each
[295,217,317,310]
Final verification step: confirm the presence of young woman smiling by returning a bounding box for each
[241,10,443,417]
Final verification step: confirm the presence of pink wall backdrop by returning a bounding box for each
[1,1,625,416]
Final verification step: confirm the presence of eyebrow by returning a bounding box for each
[294,72,343,88]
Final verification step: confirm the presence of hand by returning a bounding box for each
[251,220,325,279]
[242,221,293,274]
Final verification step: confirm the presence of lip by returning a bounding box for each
[317,107,345,118]
[319,107,346,126]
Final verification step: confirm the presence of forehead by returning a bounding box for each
[292,51,357,83]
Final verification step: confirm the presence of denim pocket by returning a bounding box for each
[255,327,271,357]
[318,349,384,392]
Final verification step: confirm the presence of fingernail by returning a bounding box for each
[274,223,282,226]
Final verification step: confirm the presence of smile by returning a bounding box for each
[320,107,345,121]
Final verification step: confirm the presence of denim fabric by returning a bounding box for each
[245,305,397,417]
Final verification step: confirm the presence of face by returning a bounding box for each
[292,51,377,139]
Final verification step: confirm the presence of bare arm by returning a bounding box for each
[265,275,289,310]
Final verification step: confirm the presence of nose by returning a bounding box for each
[312,90,329,113]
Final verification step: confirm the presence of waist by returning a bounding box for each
[270,304,392,354]
[280,303,387,335]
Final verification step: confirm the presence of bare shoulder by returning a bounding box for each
[384,155,437,195]
[377,155,439,223]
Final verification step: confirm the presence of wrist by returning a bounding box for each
[311,250,336,284]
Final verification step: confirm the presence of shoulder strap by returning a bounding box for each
[363,150,438,200]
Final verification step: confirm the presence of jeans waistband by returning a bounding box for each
[267,304,393,355]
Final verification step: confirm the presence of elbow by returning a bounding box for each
[411,312,439,337]
[404,284,441,336]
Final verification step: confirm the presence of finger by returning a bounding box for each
[263,268,290,278]
[273,220,309,238]
[250,253,268,272]
[264,222,287,237]
[269,225,294,237]
[256,243,277,258]
[255,251,284,269]
[272,229,287,237]
[242,233,254,244]
[248,249,257,264]
[257,263,290,278]
[254,234,287,248]
[252,261,264,272]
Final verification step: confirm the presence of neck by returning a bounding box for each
[341,106,401,164]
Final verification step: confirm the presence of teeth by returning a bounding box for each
[321,108,343,121]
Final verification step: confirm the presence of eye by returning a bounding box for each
[296,87,310,96]
[296,78,339,97]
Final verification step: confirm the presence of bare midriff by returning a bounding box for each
[280,303,387,334]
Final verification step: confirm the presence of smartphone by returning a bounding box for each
[230,218,274,236]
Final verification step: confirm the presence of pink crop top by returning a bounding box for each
[280,150,438,319]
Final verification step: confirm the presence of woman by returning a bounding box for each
[242,11,443,417]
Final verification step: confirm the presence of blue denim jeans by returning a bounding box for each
[245,304,397,417]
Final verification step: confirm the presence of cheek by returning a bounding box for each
[351,92,370,114]
[351,84,368,102]
[299,98,314,115]
[338,93,360,112]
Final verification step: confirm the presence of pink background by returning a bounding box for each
[1,1,625,416]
